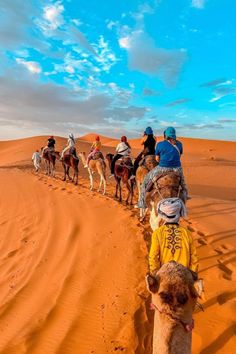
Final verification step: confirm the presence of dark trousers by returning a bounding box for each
[111,154,123,174]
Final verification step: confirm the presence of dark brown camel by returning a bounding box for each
[56,147,79,185]
[41,148,58,177]
[106,153,134,205]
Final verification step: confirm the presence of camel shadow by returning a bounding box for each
[199,323,236,354]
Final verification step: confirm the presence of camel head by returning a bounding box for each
[146,262,204,326]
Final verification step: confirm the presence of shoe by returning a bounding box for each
[134,204,140,209]
[109,174,114,179]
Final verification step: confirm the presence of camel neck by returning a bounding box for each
[153,311,191,354]
[80,153,86,166]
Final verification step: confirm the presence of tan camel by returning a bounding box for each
[136,155,157,219]
[146,261,204,354]
[79,152,106,194]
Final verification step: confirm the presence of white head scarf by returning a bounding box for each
[157,197,187,224]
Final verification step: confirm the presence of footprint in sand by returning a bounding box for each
[217,260,233,280]
[197,238,208,246]
[7,249,18,258]
[187,225,195,232]
[197,230,206,237]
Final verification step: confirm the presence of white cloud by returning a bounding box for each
[119,36,131,49]
[191,0,205,9]
[43,2,64,30]
[65,65,75,74]
[209,86,236,102]
[16,58,41,74]
[95,36,118,72]
[119,31,186,87]
[106,20,119,30]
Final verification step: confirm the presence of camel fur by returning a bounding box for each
[146,261,204,354]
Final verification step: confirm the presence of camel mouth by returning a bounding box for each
[150,302,194,331]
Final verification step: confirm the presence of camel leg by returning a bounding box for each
[130,180,134,205]
[125,182,130,205]
[102,176,106,195]
[88,169,93,190]
[67,166,72,181]
[115,181,118,199]
[98,174,102,192]
[119,181,122,202]
[74,171,78,185]
[62,164,66,181]
[45,161,49,175]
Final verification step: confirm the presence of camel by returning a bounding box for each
[41,148,58,177]
[55,149,79,185]
[79,151,106,194]
[141,172,185,230]
[146,261,204,354]
[106,153,134,205]
[135,155,157,219]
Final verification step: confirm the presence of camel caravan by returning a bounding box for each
[32,127,204,354]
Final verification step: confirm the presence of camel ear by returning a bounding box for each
[191,279,204,298]
[145,274,159,294]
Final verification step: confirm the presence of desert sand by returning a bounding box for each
[0,133,235,353]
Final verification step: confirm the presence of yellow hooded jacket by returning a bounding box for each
[149,224,199,275]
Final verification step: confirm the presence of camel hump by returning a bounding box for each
[158,261,194,283]
[155,171,181,187]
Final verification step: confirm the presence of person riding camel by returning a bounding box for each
[42,136,56,155]
[135,127,189,209]
[60,133,76,160]
[131,126,156,179]
[109,136,131,178]
[84,135,102,168]
[148,197,198,278]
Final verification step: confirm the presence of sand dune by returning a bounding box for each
[0,135,235,353]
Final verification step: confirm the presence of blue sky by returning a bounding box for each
[0,0,236,140]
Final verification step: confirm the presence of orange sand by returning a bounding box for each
[0,135,235,353]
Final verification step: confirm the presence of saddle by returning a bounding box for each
[92,151,104,160]
[64,147,78,159]
[118,156,132,165]
[145,171,184,209]
[44,147,55,155]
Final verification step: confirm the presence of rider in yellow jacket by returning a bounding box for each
[148,198,198,276]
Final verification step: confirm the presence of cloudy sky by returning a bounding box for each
[0,0,236,140]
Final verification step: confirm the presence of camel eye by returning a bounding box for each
[176,292,188,305]
[159,292,173,305]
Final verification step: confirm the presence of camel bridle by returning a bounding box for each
[150,302,195,332]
